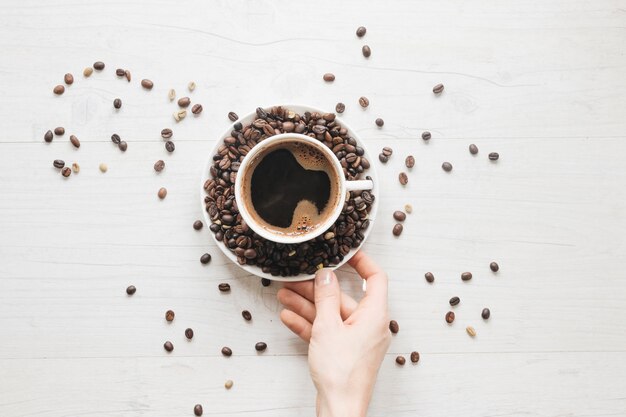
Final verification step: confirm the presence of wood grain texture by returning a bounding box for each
[1,0,625,416]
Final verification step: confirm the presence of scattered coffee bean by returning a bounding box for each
[126,285,136,295]
[188,81,196,91]
[168,89,175,101]
[93,61,105,70]
[200,253,211,264]
[228,111,239,121]
[113,98,122,109]
[83,67,93,77]
[425,272,434,283]
[54,127,65,136]
[165,310,175,322]
[375,118,384,127]
[118,141,127,152]
[378,153,389,163]
[399,172,408,185]
[404,204,413,214]
[410,351,420,363]
[466,326,477,337]
[442,162,453,172]
[356,26,367,37]
[445,311,455,324]
[64,73,74,85]
[194,404,203,416]
[224,380,234,389]
[115,68,125,77]
[433,83,444,94]
[482,308,491,319]
[490,261,499,272]
[124,70,131,82]
[44,130,53,142]
[255,342,267,352]
[362,45,371,58]
[160,128,173,139]
[154,160,165,172]
[99,163,108,173]
[461,272,472,281]
[221,346,232,357]
[163,341,174,352]
[335,102,345,113]
[141,79,153,89]
[393,211,406,221]
[392,223,403,236]
[469,144,478,154]
[449,296,460,306]
[178,97,191,107]
[421,131,431,141]
[70,135,80,148]
[110,133,121,144]
[53,159,65,169]
[185,328,194,340]
[405,155,415,168]
[191,104,203,115]
[358,96,370,108]
[389,320,399,334]
[174,109,187,122]
[71,162,80,173]
[489,152,499,161]
[158,187,167,199]
[242,310,252,321]
[165,141,175,152]
[218,283,231,292]
[323,73,335,82]
[382,147,393,156]
[61,167,71,177]
[53,85,65,95]
[193,220,203,230]
[395,355,406,365]
[261,278,271,287]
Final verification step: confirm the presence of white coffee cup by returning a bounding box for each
[234,133,374,244]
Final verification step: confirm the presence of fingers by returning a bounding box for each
[283,280,358,320]
[348,250,388,308]
[277,288,316,323]
[280,309,312,342]
[313,268,342,325]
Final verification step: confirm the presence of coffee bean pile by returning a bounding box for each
[204,106,375,277]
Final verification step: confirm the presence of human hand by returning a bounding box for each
[277,251,391,417]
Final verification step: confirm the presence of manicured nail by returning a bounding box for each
[315,268,333,286]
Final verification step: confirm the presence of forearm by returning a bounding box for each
[316,392,369,417]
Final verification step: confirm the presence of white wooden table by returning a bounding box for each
[1,1,625,416]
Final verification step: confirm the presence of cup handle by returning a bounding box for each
[344,179,374,192]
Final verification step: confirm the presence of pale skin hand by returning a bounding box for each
[277,251,391,417]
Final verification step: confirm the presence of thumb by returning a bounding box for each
[314,268,342,324]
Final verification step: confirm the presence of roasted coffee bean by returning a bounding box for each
[382,147,393,156]
[461,272,472,281]
[93,61,105,70]
[469,144,478,154]
[442,162,453,172]
[113,98,122,109]
[124,70,131,82]
[70,135,80,148]
[157,187,167,199]
[389,320,399,334]
[323,73,335,82]
[116,68,125,77]
[399,172,408,185]
[433,83,444,94]
[111,133,121,144]
[185,328,194,340]
[99,163,108,173]
[141,79,153,89]
[404,204,413,214]
[489,152,499,161]
[358,96,369,108]
[445,311,455,324]
[410,351,420,363]
[449,296,460,306]
[61,167,71,177]
[168,89,176,101]
[53,85,65,95]
[392,211,406,222]
[160,128,173,139]
[53,159,65,169]
[218,283,231,292]
[405,155,415,169]
[356,26,367,37]
[255,342,267,352]
[163,341,173,352]
[193,220,203,230]
[395,355,406,365]
[165,141,175,152]
[118,141,127,152]
[242,310,252,321]
[83,67,93,77]
[177,97,191,107]
[490,261,499,272]
[64,73,74,85]
[221,346,232,357]
[362,45,371,58]
[200,253,211,264]
[71,162,80,173]
[191,104,203,115]
[425,272,434,283]
[482,308,491,319]
[335,102,345,113]
[375,118,384,127]
[466,326,476,337]
[165,310,175,322]
[226,111,238,121]
[54,127,65,136]
[244,248,257,259]
[224,380,233,389]
[154,160,165,172]
[188,81,196,91]
[378,153,389,163]
[421,131,431,141]
[261,278,271,287]
[44,130,53,142]
[392,223,403,236]
[126,285,136,295]
[194,404,203,416]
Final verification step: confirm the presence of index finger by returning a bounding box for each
[348,250,387,306]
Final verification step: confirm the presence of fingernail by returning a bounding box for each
[315,268,333,286]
